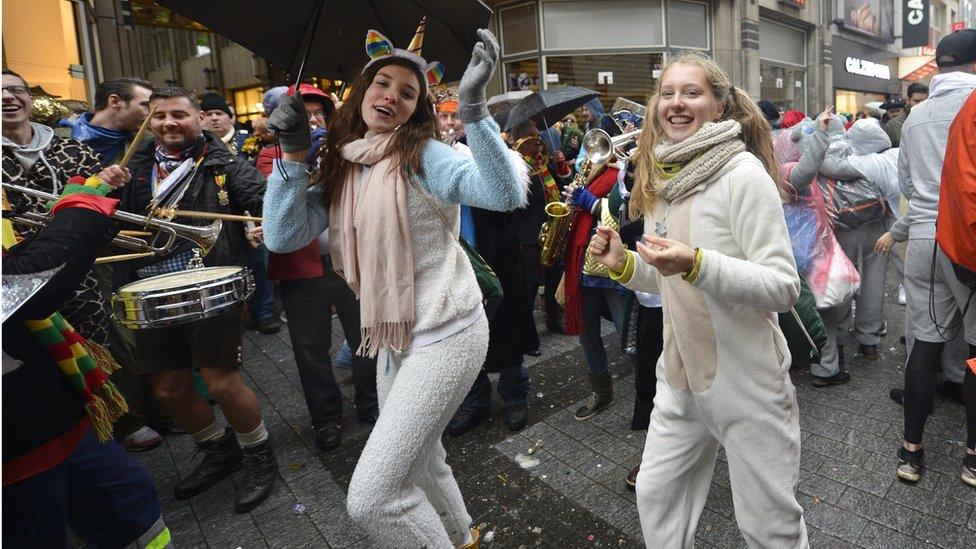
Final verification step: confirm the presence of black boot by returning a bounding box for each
[174,428,242,500]
[235,439,277,513]
[446,407,490,437]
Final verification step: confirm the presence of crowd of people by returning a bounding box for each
[2,20,974,549]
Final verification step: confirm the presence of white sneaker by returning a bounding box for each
[122,426,163,452]
[898,284,906,306]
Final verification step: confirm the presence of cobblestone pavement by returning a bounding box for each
[132,284,975,548]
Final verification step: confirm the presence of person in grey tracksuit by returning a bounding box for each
[789,115,889,385]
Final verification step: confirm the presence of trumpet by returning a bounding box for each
[2,183,222,264]
[538,128,639,268]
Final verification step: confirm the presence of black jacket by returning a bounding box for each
[115,131,265,284]
[3,208,118,467]
[512,163,573,247]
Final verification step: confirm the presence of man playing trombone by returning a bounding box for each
[115,87,276,514]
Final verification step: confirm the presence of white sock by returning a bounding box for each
[235,421,269,448]
[191,421,225,444]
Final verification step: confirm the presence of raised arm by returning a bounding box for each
[788,129,827,192]
[261,160,328,253]
[419,116,527,211]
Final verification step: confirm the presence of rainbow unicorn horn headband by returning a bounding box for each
[364,17,445,90]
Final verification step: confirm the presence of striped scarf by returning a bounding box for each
[23,313,128,442]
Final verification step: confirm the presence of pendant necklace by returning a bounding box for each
[654,201,672,237]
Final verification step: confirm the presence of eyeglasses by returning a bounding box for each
[307,110,325,119]
[2,85,30,97]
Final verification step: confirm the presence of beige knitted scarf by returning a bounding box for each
[330,131,415,358]
[653,119,745,202]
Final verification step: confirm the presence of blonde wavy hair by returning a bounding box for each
[629,52,782,218]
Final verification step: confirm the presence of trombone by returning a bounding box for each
[2,183,222,264]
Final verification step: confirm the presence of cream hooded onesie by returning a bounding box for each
[616,151,808,548]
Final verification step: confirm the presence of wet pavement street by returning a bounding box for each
[132,279,976,548]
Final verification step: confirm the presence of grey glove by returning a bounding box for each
[457,29,499,123]
[267,93,311,153]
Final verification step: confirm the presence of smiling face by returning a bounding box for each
[2,72,32,127]
[656,63,725,143]
[360,64,421,133]
[150,96,204,152]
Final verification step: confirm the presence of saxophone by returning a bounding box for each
[538,159,597,267]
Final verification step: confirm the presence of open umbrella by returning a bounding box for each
[486,90,532,115]
[156,0,492,84]
[495,87,601,132]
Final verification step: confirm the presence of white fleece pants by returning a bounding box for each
[346,315,488,548]
[635,362,809,548]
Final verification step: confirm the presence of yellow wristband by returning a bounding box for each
[609,250,636,284]
[681,247,703,283]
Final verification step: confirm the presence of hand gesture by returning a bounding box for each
[635,235,696,277]
[816,105,834,133]
[267,94,311,153]
[588,226,627,272]
[458,29,500,123]
[874,231,895,254]
[97,165,131,188]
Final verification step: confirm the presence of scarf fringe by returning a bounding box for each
[83,340,121,374]
[357,321,414,359]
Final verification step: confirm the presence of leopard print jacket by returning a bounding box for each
[3,135,112,345]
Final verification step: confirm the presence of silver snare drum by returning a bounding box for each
[112,267,254,329]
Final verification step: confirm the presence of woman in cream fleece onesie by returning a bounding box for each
[262,30,524,548]
[589,52,808,547]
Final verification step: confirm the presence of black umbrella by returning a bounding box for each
[156,0,492,84]
[495,87,601,132]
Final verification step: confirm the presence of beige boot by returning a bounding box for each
[459,528,480,549]
[575,372,614,420]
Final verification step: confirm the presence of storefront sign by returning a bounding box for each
[845,57,891,80]
[952,21,967,32]
[920,45,937,55]
[903,0,930,48]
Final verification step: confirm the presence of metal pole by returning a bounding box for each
[291,0,325,94]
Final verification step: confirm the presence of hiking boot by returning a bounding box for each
[174,428,242,500]
[446,407,490,437]
[314,422,342,452]
[575,373,614,420]
[859,344,879,361]
[896,446,924,484]
[811,371,851,388]
[962,455,976,488]
[122,426,164,453]
[235,439,277,513]
[503,404,528,432]
[257,316,280,334]
[626,465,639,492]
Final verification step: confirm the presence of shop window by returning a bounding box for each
[667,1,709,50]
[505,58,542,92]
[233,86,266,123]
[835,89,885,118]
[759,20,805,67]
[541,0,664,50]
[760,64,806,113]
[544,53,663,112]
[501,3,539,56]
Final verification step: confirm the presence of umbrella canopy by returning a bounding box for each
[495,87,601,132]
[486,90,532,114]
[156,0,491,83]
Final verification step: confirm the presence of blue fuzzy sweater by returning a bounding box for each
[264,116,526,333]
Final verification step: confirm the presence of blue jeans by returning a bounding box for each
[2,430,164,548]
[580,286,629,375]
[247,244,275,321]
[460,367,530,411]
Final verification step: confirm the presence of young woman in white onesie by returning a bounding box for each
[588,52,809,548]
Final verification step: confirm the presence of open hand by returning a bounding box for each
[635,234,696,276]
[816,105,834,133]
[588,226,627,272]
[457,29,499,122]
[874,231,895,254]
[97,165,131,188]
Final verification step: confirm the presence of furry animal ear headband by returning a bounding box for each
[364,17,445,90]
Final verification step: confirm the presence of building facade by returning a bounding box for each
[4,0,973,120]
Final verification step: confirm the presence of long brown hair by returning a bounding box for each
[313,57,438,206]
[629,52,782,217]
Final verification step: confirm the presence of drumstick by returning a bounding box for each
[119,230,153,238]
[172,210,263,223]
[94,252,155,264]
[118,105,157,169]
